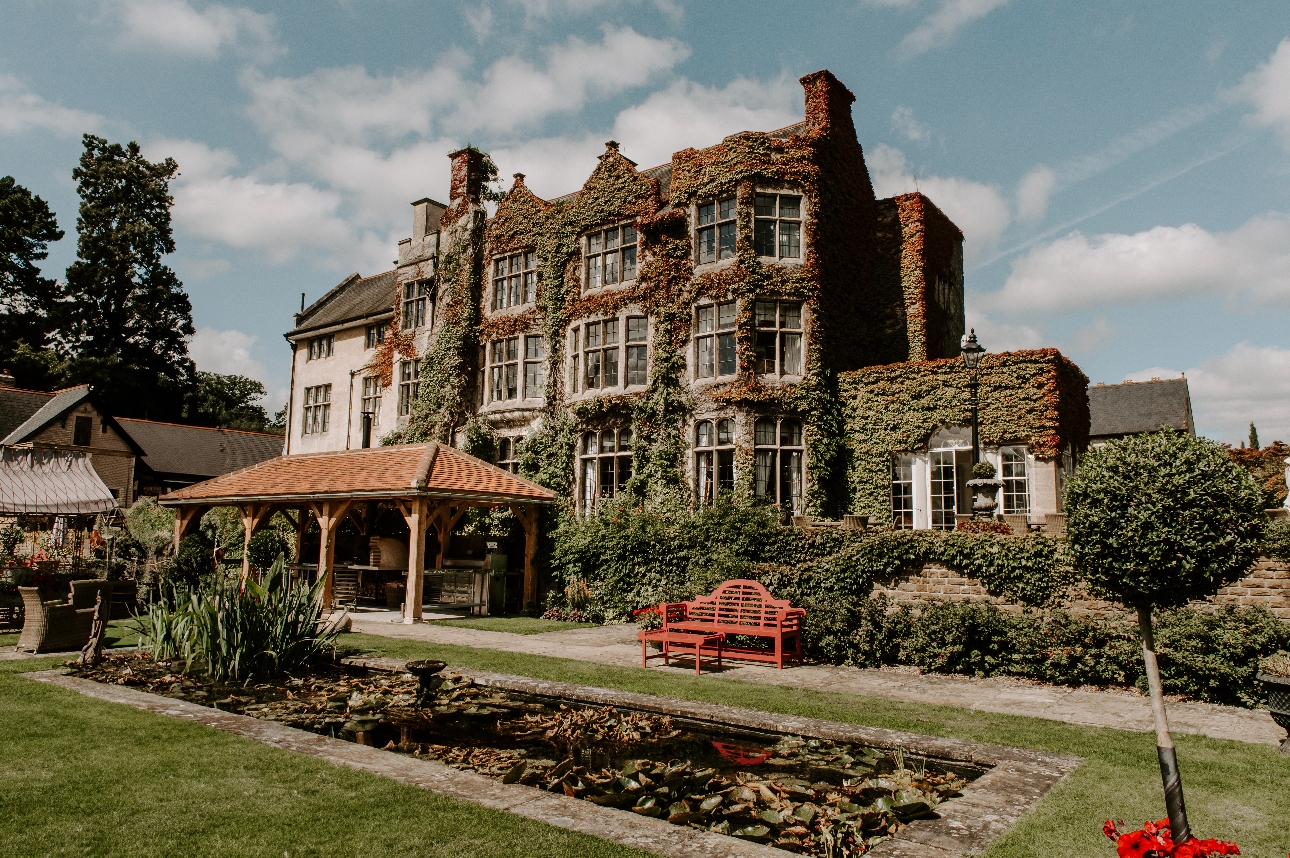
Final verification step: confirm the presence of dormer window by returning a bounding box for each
[584,224,637,289]
[696,196,736,264]
[493,252,536,311]
[754,193,802,259]
[402,281,431,329]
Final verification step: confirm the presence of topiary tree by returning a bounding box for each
[1065,431,1265,844]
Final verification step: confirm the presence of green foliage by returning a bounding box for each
[1264,517,1290,561]
[61,134,195,422]
[1066,431,1266,609]
[971,461,996,480]
[1248,422,1259,450]
[461,416,497,463]
[172,533,215,588]
[247,527,291,570]
[1152,603,1290,708]
[1,523,22,558]
[184,371,276,432]
[899,601,1012,676]
[138,555,340,683]
[0,175,64,383]
[124,497,175,563]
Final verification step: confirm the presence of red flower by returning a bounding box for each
[1103,819,1240,858]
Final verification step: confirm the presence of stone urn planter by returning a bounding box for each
[1257,670,1290,754]
[966,478,1003,520]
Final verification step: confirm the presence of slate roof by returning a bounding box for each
[116,419,283,479]
[160,442,557,505]
[290,270,396,337]
[0,386,53,441]
[1088,378,1194,439]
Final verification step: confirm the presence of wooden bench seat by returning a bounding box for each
[638,629,724,675]
[659,579,805,669]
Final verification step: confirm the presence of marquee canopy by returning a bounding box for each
[0,448,118,516]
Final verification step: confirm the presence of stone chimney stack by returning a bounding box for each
[800,70,856,139]
[447,147,485,207]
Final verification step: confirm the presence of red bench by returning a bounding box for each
[660,579,805,669]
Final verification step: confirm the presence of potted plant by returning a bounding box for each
[966,461,1002,520]
[1257,651,1290,754]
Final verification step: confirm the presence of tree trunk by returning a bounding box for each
[1137,604,1191,844]
[79,591,107,668]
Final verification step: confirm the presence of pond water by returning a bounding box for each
[75,655,983,856]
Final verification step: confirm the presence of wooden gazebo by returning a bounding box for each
[158,442,556,619]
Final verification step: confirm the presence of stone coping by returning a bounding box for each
[28,664,1082,858]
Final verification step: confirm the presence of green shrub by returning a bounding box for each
[247,528,290,571]
[1006,610,1141,688]
[1263,517,1290,561]
[171,533,215,587]
[801,595,903,667]
[1152,604,1290,708]
[899,601,1012,677]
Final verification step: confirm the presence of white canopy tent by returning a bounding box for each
[0,448,118,516]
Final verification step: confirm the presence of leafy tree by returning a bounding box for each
[62,135,195,420]
[1249,422,1259,450]
[0,176,66,389]
[184,371,272,431]
[1065,431,1264,844]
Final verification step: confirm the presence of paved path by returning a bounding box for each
[349,613,1286,747]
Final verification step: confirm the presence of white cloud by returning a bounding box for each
[1065,316,1116,353]
[1234,36,1290,149]
[176,257,231,280]
[189,326,288,406]
[106,0,282,62]
[1125,343,1290,443]
[963,308,1043,352]
[464,3,493,41]
[896,0,1011,61]
[610,75,803,169]
[990,212,1290,313]
[0,75,103,136]
[891,105,931,143]
[868,143,1012,267]
[1016,165,1056,222]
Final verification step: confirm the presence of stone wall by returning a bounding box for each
[871,557,1290,620]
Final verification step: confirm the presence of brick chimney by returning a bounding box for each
[447,147,485,206]
[800,70,856,138]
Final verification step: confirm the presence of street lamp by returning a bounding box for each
[961,329,986,466]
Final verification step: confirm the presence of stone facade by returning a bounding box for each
[873,557,1290,621]
[16,398,137,506]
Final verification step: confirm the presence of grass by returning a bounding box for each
[426,616,595,635]
[3,631,1286,857]
[0,619,140,652]
[339,633,1290,858]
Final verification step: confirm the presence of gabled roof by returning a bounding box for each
[0,385,144,454]
[116,418,283,479]
[0,385,53,441]
[290,270,397,338]
[159,442,557,506]
[1088,378,1194,439]
[0,448,117,515]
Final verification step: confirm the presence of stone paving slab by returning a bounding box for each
[348,617,1286,746]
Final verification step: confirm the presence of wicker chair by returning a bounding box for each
[16,585,102,653]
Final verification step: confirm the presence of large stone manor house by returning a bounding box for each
[284,70,1088,527]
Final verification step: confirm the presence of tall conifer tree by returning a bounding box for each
[0,176,65,388]
[63,134,195,419]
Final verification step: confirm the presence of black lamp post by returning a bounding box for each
[961,329,986,466]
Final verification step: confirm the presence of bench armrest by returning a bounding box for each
[659,602,688,628]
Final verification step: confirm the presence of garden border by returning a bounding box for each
[28,663,1081,858]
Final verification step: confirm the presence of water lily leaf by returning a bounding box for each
[699,795,724,813]
[621,760,638,777]
[893,799,933,820]
[618,777,642,792]
[870,796,892,813]
[758,809,783,825]
[793,803,817,823]
[501,760,526,784]
[547,759,574,780]
[732,825,771,841]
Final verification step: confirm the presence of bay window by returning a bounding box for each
[585,224,638,289]
[753,417,803,514]
[489,336,520,402]
[580,429,633,508]
[1001,447,1030,515]
[754,301,803,376]
[754,193,802,259]
[695,418,735,502]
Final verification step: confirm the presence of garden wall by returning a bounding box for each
[873,557,1290,620]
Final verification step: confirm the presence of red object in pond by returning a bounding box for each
[712,741,771,766]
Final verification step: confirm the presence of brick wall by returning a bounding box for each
[871,557,1290,620]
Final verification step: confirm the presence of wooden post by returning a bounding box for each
[434,505,466,570]
[510,504,540,613]
[399,499,430,624]
[310,499,354,609]
[238,503,275,585]
[171,505,209,553]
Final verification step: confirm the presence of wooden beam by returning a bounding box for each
[310,498,355,608]
[509,504,540,613]
[399,498,429,624]
[238,502,276,585]
[171,505,209,554]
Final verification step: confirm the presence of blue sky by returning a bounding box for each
[3,0,1289,442]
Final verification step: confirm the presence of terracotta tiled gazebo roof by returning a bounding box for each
[159,442,555,616]
[162,442,556,505]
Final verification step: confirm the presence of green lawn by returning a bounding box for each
[2,634,1286,858]
[0,619,139,651]
[427,616,596,635]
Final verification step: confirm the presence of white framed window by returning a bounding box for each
[361,377,382,426]
[930,450,958,531]
[585,224,638,290]
[496,437,521,473]
[402,281,431,329]
[580,429,633,509]
[754,301,803,376]
[365,323,387,350]
[306,335,334,361]
[398,360,419,416]
[523,335,546,399]
[753,193,802,259]
[489,337,520,402]
[695,302,736,379]
[892,455,915,530]
[492,251,536,311]
[1001,447,1030,515]
[696,196,736,264]
[302,384,331,434]
[695,418,735,502]
[580,319,619,390]
[753,417,803,515]
[625,316,648,386]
